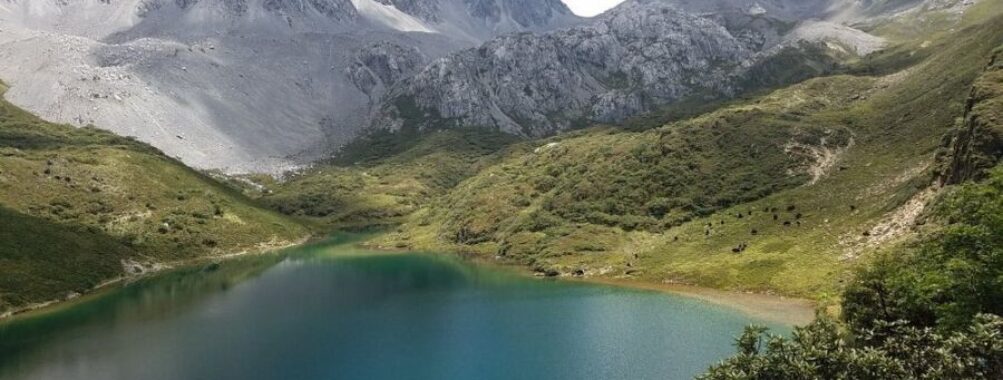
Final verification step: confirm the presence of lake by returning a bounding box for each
[0,235,787,380]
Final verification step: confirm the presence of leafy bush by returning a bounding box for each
[705,165,1003,379]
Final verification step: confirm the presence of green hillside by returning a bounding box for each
[258,128,521,230]
[261,4,1003,299]
[0,83,309,315]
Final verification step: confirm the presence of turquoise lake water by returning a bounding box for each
[0,236,785,380]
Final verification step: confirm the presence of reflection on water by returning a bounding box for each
[0,235,783,380]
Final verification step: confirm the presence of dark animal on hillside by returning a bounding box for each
[732,243,749,253]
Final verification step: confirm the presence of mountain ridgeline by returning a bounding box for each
[0,0,928,173]
[0,0,581,173]
[0,82,308,317]
[370,0,845,136]
[264,0,1003,297]
[2,0,1003,377]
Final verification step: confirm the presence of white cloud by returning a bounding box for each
[561,0,627,17]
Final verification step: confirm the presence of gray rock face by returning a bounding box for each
[366,0,916,137]
[370,1,786,136]
[346,41,427,100]
[0,0,581,173]
[1,0,926,172]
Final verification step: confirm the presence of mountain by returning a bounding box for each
[366,0,886,137]
[0,81,308,316]
[0,0,580,173]
[262,0,1003,297]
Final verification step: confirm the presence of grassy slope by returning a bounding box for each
[259,128,520,230]
[358,9,1003,298]
[0,83,309,314]
[254,3,1003,299]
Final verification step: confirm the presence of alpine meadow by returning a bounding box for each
[1,0,1003,379]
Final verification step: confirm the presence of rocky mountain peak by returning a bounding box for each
[369,0,769,136]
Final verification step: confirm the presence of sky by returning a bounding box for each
[560,0,627,17]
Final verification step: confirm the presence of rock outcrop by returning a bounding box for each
[0,0,580,173]
[938,46,1003,184]
[369,0,853,137]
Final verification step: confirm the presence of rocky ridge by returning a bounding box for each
[0,0,579,173]
[368,0,868,136]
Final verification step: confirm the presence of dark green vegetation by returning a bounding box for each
[0,83,308,315]
[258,128,520,230]
[702,315,1003,379]
[260,1,1003,300]
[702,165,1003,379]
[701,7,1003,378]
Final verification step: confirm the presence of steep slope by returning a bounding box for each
[257,128,521,229]
[938,45,1003,184]
[0,0,580,173]
[367,0,875,137]
[345,5,1003,297]
[0,82,309,316]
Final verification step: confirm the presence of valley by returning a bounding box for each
[261,0,1003,300]
[1,0,1003,378]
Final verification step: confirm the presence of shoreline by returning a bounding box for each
[0,236,310,322]
[368,240,818,327]
[3,235,816,328]
[577,277,816,326]
[452,253,817,326]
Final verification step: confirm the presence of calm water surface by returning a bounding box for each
[0,236,786,380]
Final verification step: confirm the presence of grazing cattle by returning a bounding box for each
[850,205,857,211]
[784,221,792,227]
[787,205,797,212]
[773,214,779,221]
[751,229,758,235]
[673,236,679,242]
[795,213,803,220]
